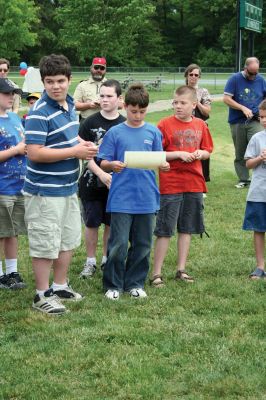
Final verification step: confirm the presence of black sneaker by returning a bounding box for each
[1,272,27,289]
[32,288,66,315]
[0,274,10,289]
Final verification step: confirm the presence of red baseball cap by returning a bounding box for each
[92,57,106,66]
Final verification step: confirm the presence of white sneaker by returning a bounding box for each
[129,288,147,298]
[53,285,83,301]
[105,289,120,300]
[32,289,66,315]
[80,262,96,278]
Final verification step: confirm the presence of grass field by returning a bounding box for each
[10,71,228,106]
[1,102,266,400]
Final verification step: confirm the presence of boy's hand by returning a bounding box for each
[159,161,170,172]
[193,150,204,160]
[15,141,27,155]
[179,151,196,163]
[111,161,127,173]
[260,148,266,162]
[74,142,98,160]
[98,171,112,189]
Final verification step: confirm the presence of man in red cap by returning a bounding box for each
[74,57,107,123]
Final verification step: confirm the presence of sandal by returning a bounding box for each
[249,267,266,280]
[175,270,194,283]
[149,274,164,288]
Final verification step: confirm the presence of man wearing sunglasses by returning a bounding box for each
[224,57,266,188]
[0,58,21,114]
[73,57,107,123]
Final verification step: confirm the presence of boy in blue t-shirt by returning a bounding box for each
[0,78,27,289]
[98,83,169,300]
[24,54,98,314]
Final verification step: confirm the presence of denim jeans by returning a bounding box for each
[103,213,155,291]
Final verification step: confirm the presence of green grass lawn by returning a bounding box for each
[1,103,265,400]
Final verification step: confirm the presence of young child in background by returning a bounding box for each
[150,85,213,287]
[243,99,266,280]
[78,79,125,278]
[0,78,27,289]
[98,83,169,300]
[22,92,41,127]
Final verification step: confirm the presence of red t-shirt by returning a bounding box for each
[158,116,213,194]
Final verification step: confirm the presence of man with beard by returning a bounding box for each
[73,57,107,124]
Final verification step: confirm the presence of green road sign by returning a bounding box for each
[240,0,263,32]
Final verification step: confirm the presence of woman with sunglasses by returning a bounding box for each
[184,63,212,182]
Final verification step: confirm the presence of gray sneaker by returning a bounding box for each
[80,262,96,278]
[53,285,83,301]
[32,289,66,315]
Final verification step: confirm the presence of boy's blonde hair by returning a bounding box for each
[259,99,266,111]
[174,85,197,102]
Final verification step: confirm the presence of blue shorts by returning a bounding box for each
[243,201,266,232]
[81,199,111,228]
[154,193,204,237]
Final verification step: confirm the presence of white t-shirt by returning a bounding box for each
[245,130,266,202]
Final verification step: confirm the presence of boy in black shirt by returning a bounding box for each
[79,80,125,278]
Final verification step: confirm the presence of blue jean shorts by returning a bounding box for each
[243,201,266,232]
[154,193,204,237]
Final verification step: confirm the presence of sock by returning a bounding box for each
[0,261,3,277]
[87,257,96,266]
[101,256,107,264]
[5,259,17,275]
[36,289,46,296]
[51,282,68,291]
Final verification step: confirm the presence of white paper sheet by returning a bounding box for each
[124,151,166,170]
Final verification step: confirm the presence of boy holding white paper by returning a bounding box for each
[151,85,213,287]
[98,83,169,300]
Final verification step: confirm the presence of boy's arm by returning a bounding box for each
[246,149,266,169]
[100,159,126,173]
[166,151,196,163]
[0,141,26,162]
[87,159,112,188]
[27,142,98,163]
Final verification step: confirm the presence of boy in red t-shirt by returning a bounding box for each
[151,85,213,286]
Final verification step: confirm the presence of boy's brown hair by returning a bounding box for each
[175,85,197,102]
[125,82,149,108]
[259,99,266,111]
[39,54,71,81]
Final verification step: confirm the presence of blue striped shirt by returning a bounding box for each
[23,92,80,196]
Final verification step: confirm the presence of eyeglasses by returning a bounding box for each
[189,73,199,77]
[0,69,8,73]
[93,65,106,71]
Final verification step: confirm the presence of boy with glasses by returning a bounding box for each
[0,58,21,113]
[0,78,27,289]
[73,57,107,123]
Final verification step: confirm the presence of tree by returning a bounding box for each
[55,0,155,65]
[0,0,39,62]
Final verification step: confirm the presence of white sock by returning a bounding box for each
[87,257,96,265]
[51,282,68,291]
[5,259,17,275]
[0,261,3,277]
[36,289,46,296]
[101,256,107,264]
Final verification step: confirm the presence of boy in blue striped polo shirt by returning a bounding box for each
[24,54,98,314]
